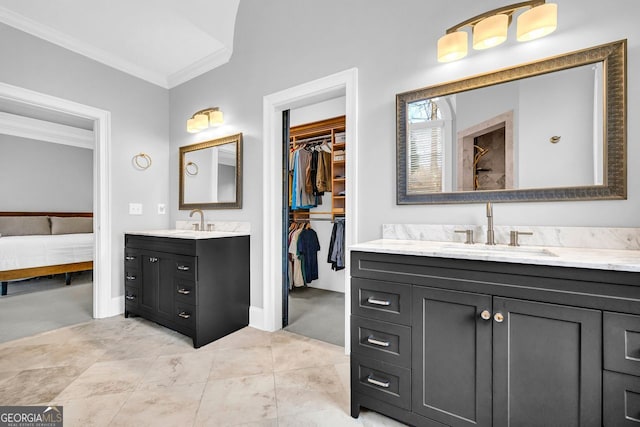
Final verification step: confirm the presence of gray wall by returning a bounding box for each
[0,135,93,211]
[170,0,640,310]
[0,23,170,299]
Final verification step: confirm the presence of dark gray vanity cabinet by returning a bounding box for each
[351,250,640,427]
[124,234,250,348]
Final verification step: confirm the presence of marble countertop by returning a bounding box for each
[126,229,249,239]
[350,239,640,272]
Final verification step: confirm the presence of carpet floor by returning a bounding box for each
[285,286,345,347]
[0,272,93,343]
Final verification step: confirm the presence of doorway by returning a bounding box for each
[0,82,113,320]
[283,104,347,347]
[261,68,358,353]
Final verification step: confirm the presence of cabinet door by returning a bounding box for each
[412,286,492,427]
[140,253,159,312]
[492,298,602,427]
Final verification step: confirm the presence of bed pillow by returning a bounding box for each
[0,216,51,236]
[50,217,93,235]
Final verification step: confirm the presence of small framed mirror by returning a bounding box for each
[179,133,243,210]
[396,40,626,204]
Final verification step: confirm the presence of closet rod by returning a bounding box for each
[292,218,339,222]
[291,134,332,144]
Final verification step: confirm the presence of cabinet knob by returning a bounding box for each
[494,312,504,323]
[480,310,491,320]
[177,288,191,295]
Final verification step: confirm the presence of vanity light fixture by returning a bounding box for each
[437,0,558,63]
[186,107,224,133]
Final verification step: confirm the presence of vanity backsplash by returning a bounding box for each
[383,224,640,251]
[176,220,250,233]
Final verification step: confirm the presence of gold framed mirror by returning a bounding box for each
[397,40,626,204]
[179,133,243,210]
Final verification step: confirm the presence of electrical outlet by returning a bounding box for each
[157,203,166,215]
[129,203,143,215]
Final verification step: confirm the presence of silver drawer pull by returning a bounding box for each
[126,275,136,281]
[177,288,191,295]
[367,337,390,347]
[125,256,136,261]
[366,376,390,388]
[367,297,391,306]
[177,265,190,271]
[178,312,191,319]
[125,295,136,300]
[149,257,158,263]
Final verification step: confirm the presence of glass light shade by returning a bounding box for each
[437,31,468,63]
[473,14,508,50]
[517,3,557,42]
[186,118,199,133]
[193,113,209,130]
[209,109,224,126]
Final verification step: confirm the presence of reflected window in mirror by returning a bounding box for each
[397,40,626,204]
[179,133,243,210]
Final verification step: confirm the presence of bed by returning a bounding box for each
[0,212,94,296]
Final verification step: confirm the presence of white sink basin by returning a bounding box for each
[441,244,557,257]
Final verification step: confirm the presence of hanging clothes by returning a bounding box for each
[327,219,345,271]
[316,151,332,193]
[297,226,321,283]
[288,226,306,288]
[290,147,318,210]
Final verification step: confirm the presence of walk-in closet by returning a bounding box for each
[283,99,346,347]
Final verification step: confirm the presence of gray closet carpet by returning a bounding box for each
[0,272,93,343]
[285,287,345,347]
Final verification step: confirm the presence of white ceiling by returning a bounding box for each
[0,0,240,89]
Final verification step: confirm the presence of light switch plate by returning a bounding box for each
[157,203,166,215]
[129,203,143,215]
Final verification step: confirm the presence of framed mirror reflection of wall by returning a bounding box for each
[396,40,627,204]
[179,133,243,210]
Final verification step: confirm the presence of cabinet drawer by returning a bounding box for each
[174,280,196,305]
[124,270,140,288]
[604,370,640,426]
[605,312,640,376]
[124,250,140,269]
[351,315,411,368]
[173,257,196,280]
[351,355,411,410]
[124,286,139,309]
[352,278,411,325]
[174,303,196,331]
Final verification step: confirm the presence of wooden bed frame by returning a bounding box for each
[0,212,94,295]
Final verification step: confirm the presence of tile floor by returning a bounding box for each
[0,316,406,426]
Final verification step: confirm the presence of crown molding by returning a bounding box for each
[167,47,233,89]
[0,111,94,149]
[0,6,169,88]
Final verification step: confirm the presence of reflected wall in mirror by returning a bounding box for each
[179,133,243,210]
[397,40,626,204]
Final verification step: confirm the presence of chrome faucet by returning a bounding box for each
[189,209,204,231]
[486,202,496,245]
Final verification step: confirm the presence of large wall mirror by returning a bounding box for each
[397,40,626,204]
[179,133,243,210]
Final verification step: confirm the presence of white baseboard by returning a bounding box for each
[105,296,124,318]
[249,305,266,330]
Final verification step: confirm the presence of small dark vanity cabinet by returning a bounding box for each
[124,233,250,348]
[350,250,640,427]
